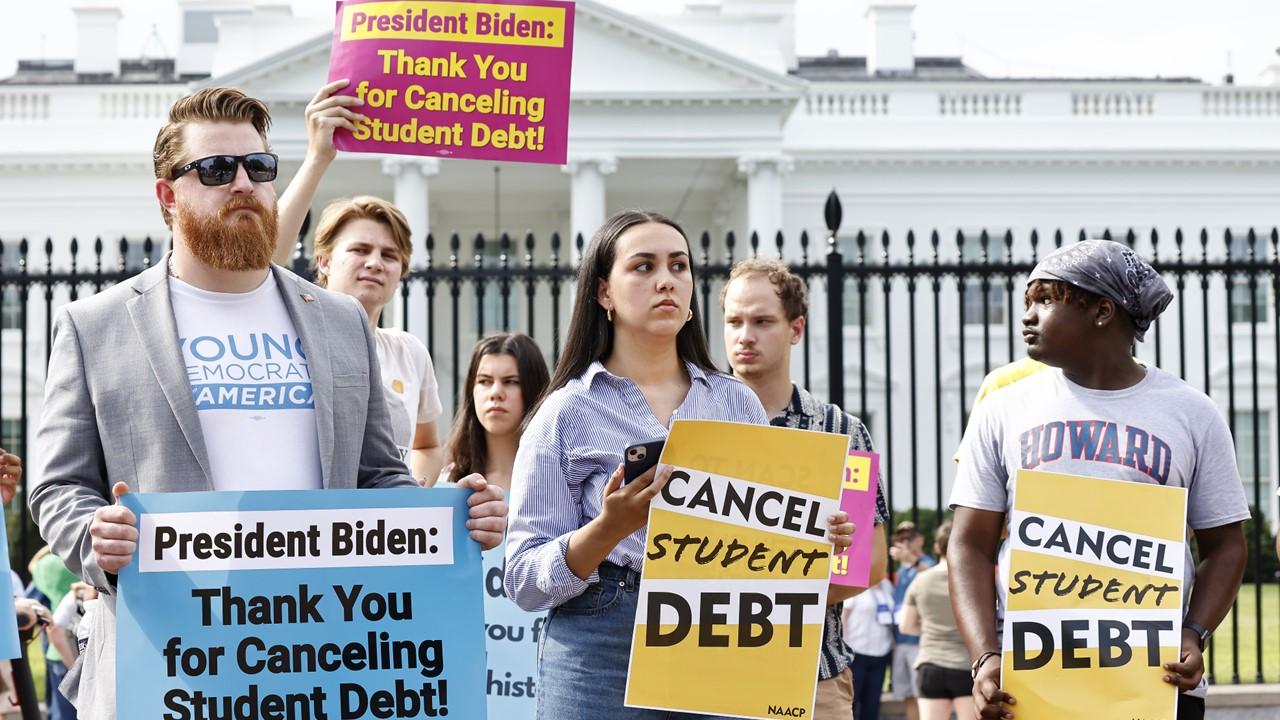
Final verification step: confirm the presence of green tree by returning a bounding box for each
[1241,505,1277,584]
[890,507,954,566]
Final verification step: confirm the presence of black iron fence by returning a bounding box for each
[2,193,1279,684]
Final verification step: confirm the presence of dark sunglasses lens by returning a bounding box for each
[243,154,278,182]
[196,156,238,186]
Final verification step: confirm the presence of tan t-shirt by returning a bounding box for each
[904,562,971,671]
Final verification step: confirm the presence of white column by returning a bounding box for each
[381,156,441,267]
[738,153,793,255]
[381,157,440,333]
[562,156,617,252]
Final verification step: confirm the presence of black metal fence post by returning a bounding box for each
[824,190,844,406]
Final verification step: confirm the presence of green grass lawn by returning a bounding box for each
[1203,582,1280,685]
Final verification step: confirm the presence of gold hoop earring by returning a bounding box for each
[607,308,613,322]
[687,309,693,322]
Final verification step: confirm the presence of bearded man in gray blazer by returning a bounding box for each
[29,87,507,717]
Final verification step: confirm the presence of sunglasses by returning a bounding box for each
[170,153,279,186]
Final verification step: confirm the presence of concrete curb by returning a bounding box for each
[1206,683,1280,708]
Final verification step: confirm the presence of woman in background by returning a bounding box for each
[442,332,550,492]
[899,523,972,720]
[441,333,549,720]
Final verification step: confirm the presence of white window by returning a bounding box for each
[121,237,164,272]
[960,233,1006,326]
[1228,233,1269,324]
[1233,410,1271,521]
[839,236,877,330]
[0,242,21,331]
[477,239,517,334]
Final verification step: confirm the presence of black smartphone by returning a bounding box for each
[623,439,666,483]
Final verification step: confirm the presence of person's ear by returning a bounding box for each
[155,179,177,217]
[596,279,612,314]
[789,315,805,346]
[1095,298,1118,328]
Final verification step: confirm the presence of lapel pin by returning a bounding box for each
[301,293,317,303]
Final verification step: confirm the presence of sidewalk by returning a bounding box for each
[874,684,1280,719]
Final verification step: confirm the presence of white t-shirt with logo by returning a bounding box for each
[170,275,322,491]
[374,328,443,467]
[951,366,1250,698]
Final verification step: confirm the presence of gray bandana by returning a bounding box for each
[1028,240,1173,341]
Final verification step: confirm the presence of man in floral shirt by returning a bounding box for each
[723,258,890,719]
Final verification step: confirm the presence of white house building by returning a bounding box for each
[3,0,1279,522]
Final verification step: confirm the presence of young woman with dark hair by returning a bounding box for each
[504,210,855,719]
[443,333,550,491]
[436,333,549,720]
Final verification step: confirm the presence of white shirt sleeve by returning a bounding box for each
[1187,399,1251,530]
[949,397,1011,513]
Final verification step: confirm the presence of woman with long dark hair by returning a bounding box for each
[440,333,549,720]
[504,210,854,718]
[443,333,550,492]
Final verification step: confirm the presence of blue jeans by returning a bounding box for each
[45,658,77,720]
[537,563,734,720]
[850,653,890,720]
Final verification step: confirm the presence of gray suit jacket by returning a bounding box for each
[30,260,416,593]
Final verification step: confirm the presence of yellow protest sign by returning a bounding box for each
[624,419,847,720]
[1002,469,1187,720]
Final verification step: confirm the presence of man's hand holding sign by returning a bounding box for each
[995,470,1189,720]
[117,489,491,719]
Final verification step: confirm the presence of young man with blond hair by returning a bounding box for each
[722,258,890,720]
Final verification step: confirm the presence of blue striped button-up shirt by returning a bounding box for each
[504,360,769,611]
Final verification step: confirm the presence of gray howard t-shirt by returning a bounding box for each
[950,365,1250,698]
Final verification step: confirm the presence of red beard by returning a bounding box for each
[177,196,279,272]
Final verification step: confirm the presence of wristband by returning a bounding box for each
[1182,620,1210,652]
[971,650,1000,679]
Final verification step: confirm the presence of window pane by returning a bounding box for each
[1228,233,1269,323]
[1229,278,1268,323]
[960,235,1005,326]
[1232,410,1270,482]
[0,419,20,452]
[0,288,19,331]
[478,244,516,332]
[840,238,874,329]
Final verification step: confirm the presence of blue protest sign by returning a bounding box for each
[117,488,484,719]
[481,547,540,720]
[0,514,18,659]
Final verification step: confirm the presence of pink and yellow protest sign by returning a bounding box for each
[327,0,575,164]
[829,449,881,588]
